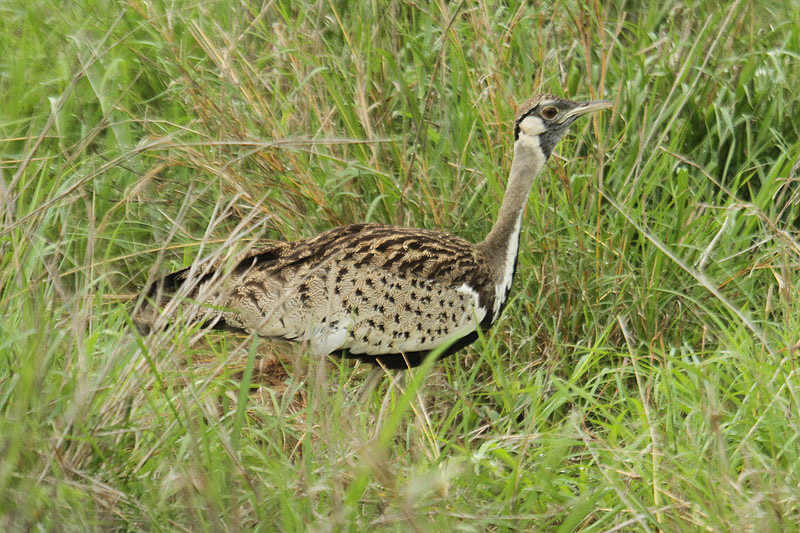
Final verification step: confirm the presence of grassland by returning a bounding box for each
[2,0,800,530]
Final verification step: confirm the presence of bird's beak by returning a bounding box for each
[560,100,614,123]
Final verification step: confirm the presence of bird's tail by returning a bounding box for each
[132,265,221,335]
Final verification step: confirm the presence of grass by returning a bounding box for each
[2,0,800,530]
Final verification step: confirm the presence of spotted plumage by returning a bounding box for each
[135,95,612,368]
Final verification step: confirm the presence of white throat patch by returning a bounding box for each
[516,116,548,167]
[518,115,546,136]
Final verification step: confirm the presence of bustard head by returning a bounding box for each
[514,94,613,159]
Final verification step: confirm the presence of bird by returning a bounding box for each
[134,94,612,369]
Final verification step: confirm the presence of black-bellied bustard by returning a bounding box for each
[135,95,612,369]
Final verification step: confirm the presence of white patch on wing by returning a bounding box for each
[445,283,487,338]
[493,212,523,319]
[311,319,351,356]
[456,283,484,317]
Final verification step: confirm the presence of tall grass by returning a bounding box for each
[2,0,800,530]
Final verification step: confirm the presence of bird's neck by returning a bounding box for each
[478,135,547,317]
[481,135,547,260]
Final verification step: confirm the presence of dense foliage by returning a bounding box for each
[2,0,799,530]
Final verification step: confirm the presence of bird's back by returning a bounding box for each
[137,223,495,367]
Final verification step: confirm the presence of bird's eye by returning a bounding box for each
[541,106,559,120]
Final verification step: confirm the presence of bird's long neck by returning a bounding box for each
[478,134,547,318]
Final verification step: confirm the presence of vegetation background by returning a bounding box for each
[2,0,800,530]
